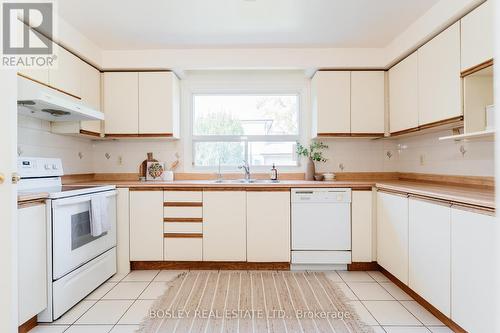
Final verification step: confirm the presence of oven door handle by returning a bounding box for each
[52,190,117,207]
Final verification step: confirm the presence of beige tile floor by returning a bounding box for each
[30,270,451,333]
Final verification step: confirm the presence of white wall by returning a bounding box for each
[18,115,94,174]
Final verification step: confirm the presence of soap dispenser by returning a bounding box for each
[270,163,278,181]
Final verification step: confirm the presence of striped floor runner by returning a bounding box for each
[139,271,374,333]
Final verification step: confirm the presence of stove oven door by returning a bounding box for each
[51,190,117,280]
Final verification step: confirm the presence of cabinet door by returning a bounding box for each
[247,191,290,262]
[418,22,461,125]
[18,204,47,325]
[351,71,385,134]
[103,72,139,134]
[377,191,409,284]
[129,190,163,261]
[461,1,493,71]
[203,191,246,261]
[312,71,350,135]
[409,198,451,316]
[49,44,81,98]
[451,207,495,333]
[80,62,101,133]
[138,72,180,136]
[389,52,419,133]
[352,190,373,262]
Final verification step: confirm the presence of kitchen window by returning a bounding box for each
[192,94,300,168]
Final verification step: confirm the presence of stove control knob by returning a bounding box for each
[52,164,58,170]
[44,164,50,170]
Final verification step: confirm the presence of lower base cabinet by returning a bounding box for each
[164,238,202,261]
[129,190,163,261]
[352,190,374,262]
[18,203,47,325]
[409,197,451,316]
[203,191,247,261]
[246,191,290,262]
[377,191,409,284]
[451,206,495,333]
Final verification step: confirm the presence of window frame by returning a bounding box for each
[190,91,302,171]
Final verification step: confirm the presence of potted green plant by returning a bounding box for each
[296,141,328,180]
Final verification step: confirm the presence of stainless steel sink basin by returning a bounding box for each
[213,179,280,184]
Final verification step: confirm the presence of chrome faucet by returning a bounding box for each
[238,160,251,180]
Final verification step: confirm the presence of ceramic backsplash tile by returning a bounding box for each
[17,115,94,174]
[17,115,495,177]
[91,140,182,174]
[395,130,495,176]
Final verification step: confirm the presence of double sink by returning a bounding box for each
[213,179,280,184]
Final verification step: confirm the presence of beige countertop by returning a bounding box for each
[375,181,495,210]
[65,178,495,210]
[17,191,49,203]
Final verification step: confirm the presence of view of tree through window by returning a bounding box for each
[192,94,299,167]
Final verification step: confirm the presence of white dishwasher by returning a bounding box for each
[291,188,352,269]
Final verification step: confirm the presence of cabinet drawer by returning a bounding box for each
[164,222,202,234]
[164,238,202,261]
[164,191,202,202]
[164,206,202,218]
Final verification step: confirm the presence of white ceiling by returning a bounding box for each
[57,0,441,50]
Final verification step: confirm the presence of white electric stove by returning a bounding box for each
[18,157,117,322]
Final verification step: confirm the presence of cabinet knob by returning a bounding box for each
[0,173,4,184]
[12,172,21,184]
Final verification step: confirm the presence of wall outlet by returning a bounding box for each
[118,156,123,165]
[419,154,425,166]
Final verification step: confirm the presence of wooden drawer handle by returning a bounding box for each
[164,202,202,207]
[164,218,203,223]
[164,233,202,238]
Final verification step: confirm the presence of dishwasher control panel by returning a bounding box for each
[291,188,352,203]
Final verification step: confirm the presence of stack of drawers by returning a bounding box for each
[163,190,203,261]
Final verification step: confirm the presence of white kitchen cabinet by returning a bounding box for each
[246,191,290,262]
[103,72,139,135]
[351,71,385,134]
[418,22,461,126]
[51,62,102,136]
[203,191,246,261]
[164,238,202,261]
[460,1,493,71]
[138,72,180,136]
[49,44,81,98]
[389,52,419,133]
[18,203,47,325]
[352,190,373,262]
[116,188,130,274]
[79,62,102,134]
[451,206,495,333]
[408,197,451,316]
[377,191,409,284]
[311,71,351,135]
[129,190,164,261]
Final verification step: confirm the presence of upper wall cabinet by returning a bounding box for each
[103,71,180,138]
[351,71,385,134]
[103,72,139,135]
[49,44,82,98]
[311,70,385,137]
[139,72,180,136]
[312,71,351,136]
[389,52,419,134]
[418,22,461,126]
[461,1,493,71]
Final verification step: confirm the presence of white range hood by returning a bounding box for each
[17,76,104,122]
